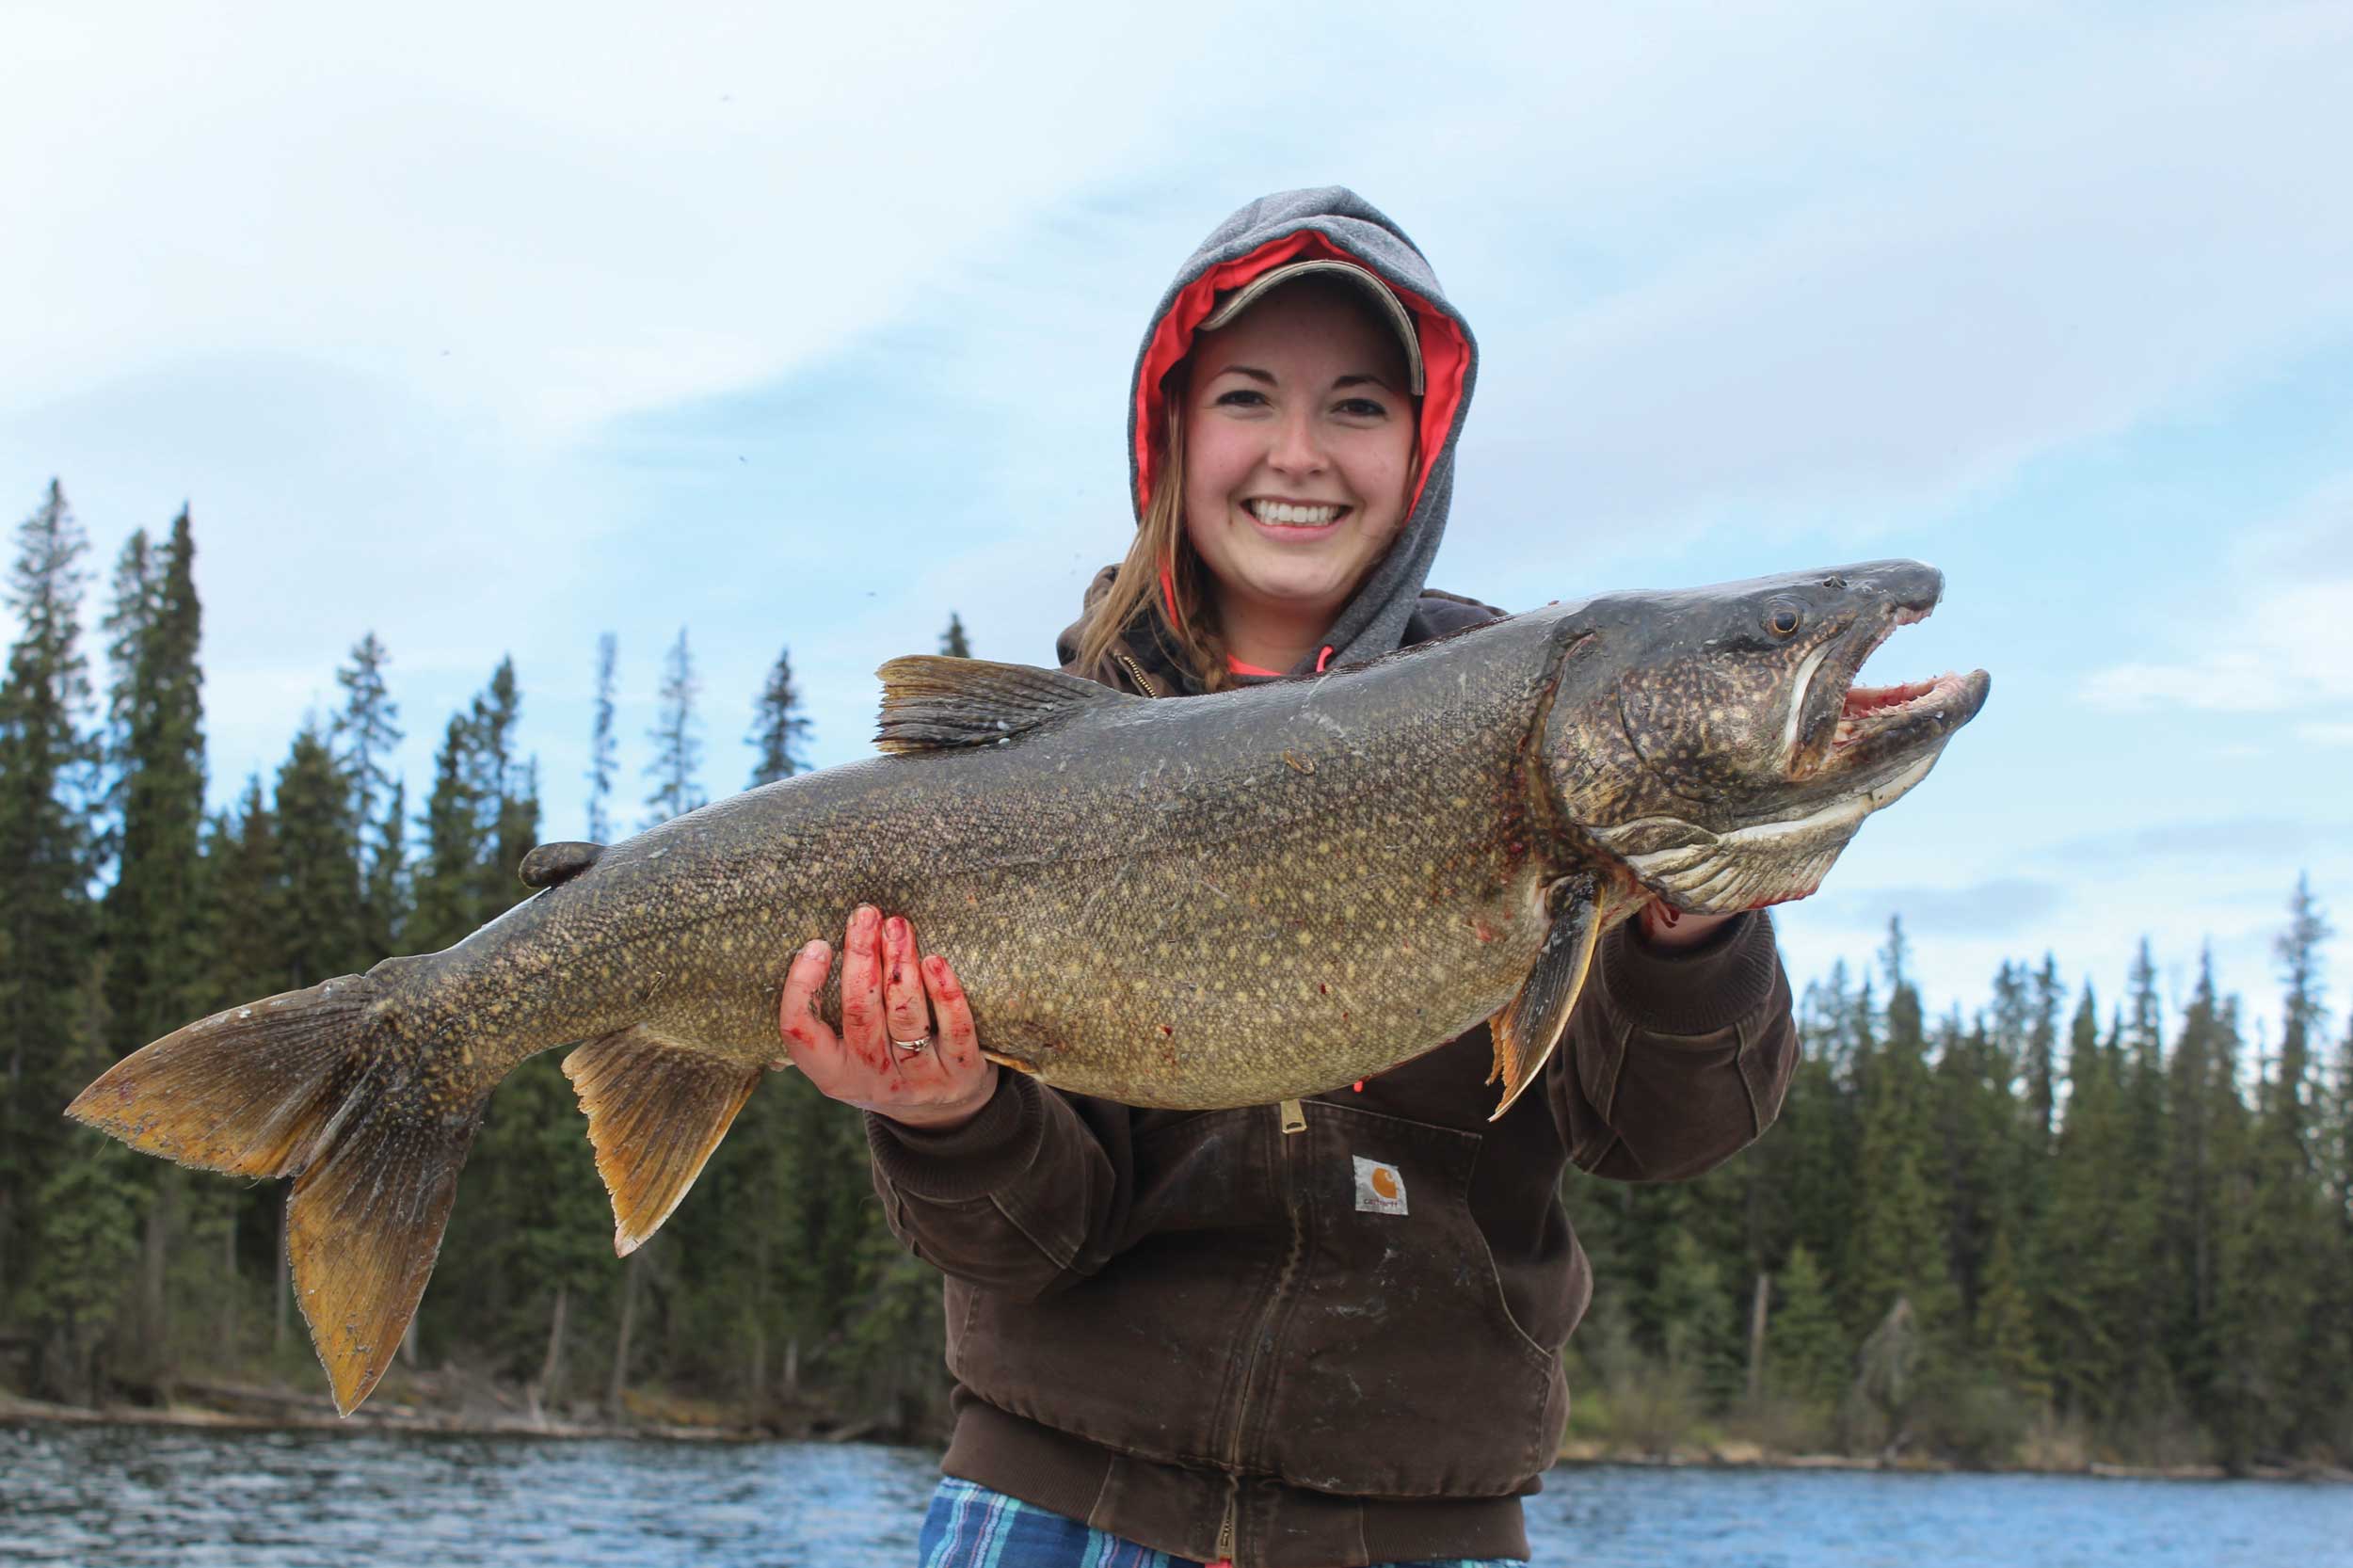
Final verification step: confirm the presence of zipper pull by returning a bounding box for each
[1279,1098,1305,1135]
[1213,1478,1240,1562]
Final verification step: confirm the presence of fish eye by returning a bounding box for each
[1767,600,1802,637]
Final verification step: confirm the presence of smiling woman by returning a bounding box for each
[772,186,1804,1568]
[1179,273,1421,674]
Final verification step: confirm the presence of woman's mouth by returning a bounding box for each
[1243,498,1351,534]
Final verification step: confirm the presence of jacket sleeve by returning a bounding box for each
[1551,909,1798,1182]
[864,1074,1136,1302]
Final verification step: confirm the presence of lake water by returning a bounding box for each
[4,1422,2345,1567]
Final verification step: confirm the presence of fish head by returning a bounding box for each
[1542,560,1990,914]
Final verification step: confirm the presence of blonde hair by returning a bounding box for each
[1074,394,1241,693]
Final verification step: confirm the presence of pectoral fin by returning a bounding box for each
[1486,877,1603,1121]
[561,1028,761,1256]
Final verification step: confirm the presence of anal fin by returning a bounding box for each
[561,1027,761,1256]
[1486,877,1603,1121]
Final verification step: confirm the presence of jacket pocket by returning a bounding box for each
[945,1108,1292,1467]
[1250,1104,1565,1497]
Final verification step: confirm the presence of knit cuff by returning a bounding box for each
[865,1071,1048,1202]
[1601,910,1783,1036]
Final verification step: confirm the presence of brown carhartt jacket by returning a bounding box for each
[864,588,1800,1568]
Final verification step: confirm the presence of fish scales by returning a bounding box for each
[398,602,1569,1111]
[67,560,1990,1415]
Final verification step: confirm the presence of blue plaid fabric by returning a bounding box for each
[917,1477,1526,1568]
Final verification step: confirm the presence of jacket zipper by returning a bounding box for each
[1219,1101,1308,1565]
[1112,649,1166,698]
[1213,1480,1238,1564]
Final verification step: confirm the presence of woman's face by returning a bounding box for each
[1182,285,1417,640]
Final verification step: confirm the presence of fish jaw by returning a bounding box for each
[1544,560,1991,915]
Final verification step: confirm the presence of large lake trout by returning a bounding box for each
[70,560,1988,1413]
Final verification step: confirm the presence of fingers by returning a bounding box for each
[881,916,935,1048]
[779,905,994,1128]
[776,936,850,1085]
[923,953,984,1078]
[837,904,889,1074]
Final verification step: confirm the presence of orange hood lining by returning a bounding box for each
[1131,231,1471,520]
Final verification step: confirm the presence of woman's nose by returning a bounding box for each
[1265,407,1327,477]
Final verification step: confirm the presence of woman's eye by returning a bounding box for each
[1334,397,1388,419]
[1213,388,1269,408]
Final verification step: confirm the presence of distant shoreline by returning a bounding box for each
[8,1392,2343,1484]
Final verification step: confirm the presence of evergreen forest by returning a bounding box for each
[1,483,2346,1472]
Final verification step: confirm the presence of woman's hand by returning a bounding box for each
[1636,900,1741,949]
[777,904,998,1131]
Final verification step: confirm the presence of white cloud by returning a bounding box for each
[0,1,1313,444]
[1436,2,2353,555]
[2078,461,2353,716]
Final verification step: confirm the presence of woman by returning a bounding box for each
[779,188,1799,1568]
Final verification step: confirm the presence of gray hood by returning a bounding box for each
[1115,186,1481,677]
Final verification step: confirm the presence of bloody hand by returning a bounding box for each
[777,904,997,1130]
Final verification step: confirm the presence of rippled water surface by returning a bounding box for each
[6,1423,2345,1566]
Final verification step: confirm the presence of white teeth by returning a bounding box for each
[1250,501,1342,526]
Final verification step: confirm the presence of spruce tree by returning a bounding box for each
[0,480,99,1328]
[2233,876,2337,1458]
[1849,920,1954,1338]
[104,506,208,1051]
[363,778,408,960]
[2042,983,2142,1426]
[331,633,399,845]
[272,722,363,987]
[93,530,154,873]
[643,629,704,827]
[586,632,616,841]
[2025,954,2061,1147]
[410,712,482,953]
[466,657,538,917]
[2162,950,2228,1410]
[1767,1241,1847,1412]
[1971,1225,2046,1403]
[1652,1224,1738,1401]
[205,777,284,1001]
[939,612,972,658]
[747,644,813,788]
[331,632,404,957]
[99,506,208,1371]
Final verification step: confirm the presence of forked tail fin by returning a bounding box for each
[64,971,486,1416]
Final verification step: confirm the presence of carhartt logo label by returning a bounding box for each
[1353,1156,1407,1215]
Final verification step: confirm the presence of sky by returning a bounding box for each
[4,0,2349,1050]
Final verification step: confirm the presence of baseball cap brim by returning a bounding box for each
[1197,259,1427,397]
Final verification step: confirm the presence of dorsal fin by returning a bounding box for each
[519,840,604,889]
[873,655,1131,755]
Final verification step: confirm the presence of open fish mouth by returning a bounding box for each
[1790,600,1990,781]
